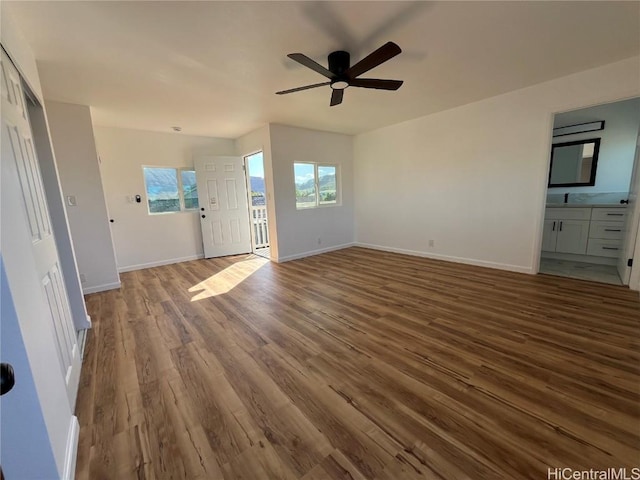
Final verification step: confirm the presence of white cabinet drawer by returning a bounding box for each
[545,208,591,220]
[589,221,624,240]
[586,238,622,258]
[591,207,626,221]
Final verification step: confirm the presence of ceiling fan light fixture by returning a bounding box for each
[331,80,349,90]
[277,42,403,106]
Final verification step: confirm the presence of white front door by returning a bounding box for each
[1,50,80,477]
[195,156,252,258]
[618,134,640,285]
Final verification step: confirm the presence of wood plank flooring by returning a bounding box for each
[75,247,640,480]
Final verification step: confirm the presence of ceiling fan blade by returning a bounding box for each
[330,89,344,106]
[276,81,331,95]
[287,53,334,79]
[346,42,402,79]
[349,78,403,90]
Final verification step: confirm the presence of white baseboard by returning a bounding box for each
[62,416,79,480]
[118,253,205,273]
[276,242,355,263]
[82,281,121,295]
[355,242,534,274]
[78,327,89,358]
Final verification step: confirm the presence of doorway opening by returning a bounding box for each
[539,97,640,286]
[244,151,270,259]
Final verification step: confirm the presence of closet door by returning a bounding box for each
[1,49,79,479]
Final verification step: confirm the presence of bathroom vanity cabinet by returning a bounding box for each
[542,205,626,259]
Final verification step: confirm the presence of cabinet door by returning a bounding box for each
[556,220,589,254]
[542,219,558,252]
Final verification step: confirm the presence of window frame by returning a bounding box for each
[142,165,199,215]
[294,162,340,210]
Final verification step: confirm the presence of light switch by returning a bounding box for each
[66,195,77,206]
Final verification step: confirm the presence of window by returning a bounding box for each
[181,170,198,209]
[318,165,337,204]
[294,162,339,209]
[143,167,199,214]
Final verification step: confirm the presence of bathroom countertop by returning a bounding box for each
[545,203,627,208]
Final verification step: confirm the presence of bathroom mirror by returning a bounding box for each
[548,138,600,187]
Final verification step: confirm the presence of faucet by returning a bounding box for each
[564,193,569,204]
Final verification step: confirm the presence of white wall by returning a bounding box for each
[354,57,640,273]
[551,98,640,195]
[0,8,42,100]
[94,126,236,271]
[28,101,90,331]
[96,124,355,267]
[45,101,120,293]
[235,125,279,260]
[268,124,354,261]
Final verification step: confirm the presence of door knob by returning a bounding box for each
[1,363,15,396]
[620,199,629,204]
[200,207,205,211]
[110,219,114,223]
[201,214,206,218]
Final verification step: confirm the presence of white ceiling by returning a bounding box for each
[4,1,639,139]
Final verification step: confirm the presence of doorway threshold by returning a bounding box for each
[539,258,622,285]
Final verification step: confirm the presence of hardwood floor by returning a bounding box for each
[76,247,640,480]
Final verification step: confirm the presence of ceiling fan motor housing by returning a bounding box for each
[328,50,350,78]
[329,50,350,90]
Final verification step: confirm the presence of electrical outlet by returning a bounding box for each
[66,195,77,207]
[428,239,435,247]
[79,273,86,283]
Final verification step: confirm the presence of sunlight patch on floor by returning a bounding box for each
[189,256,268,301]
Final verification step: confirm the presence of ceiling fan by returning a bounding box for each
[276,41,403,106]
